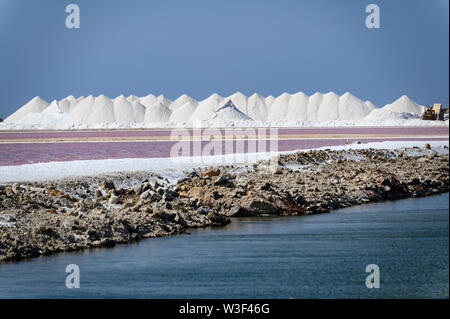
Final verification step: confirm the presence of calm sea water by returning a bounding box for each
[0,193,448,299]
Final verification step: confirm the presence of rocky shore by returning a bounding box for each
[0,145,448,262]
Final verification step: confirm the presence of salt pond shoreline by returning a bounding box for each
[0,145,448,262]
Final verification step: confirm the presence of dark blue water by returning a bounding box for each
[0,193,448,298]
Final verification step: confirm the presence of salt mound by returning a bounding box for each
[283,92,308,121]
[144,101,172,123]
[265,95,275,109]
[365,101,377,109]
[267,91,374,121]
[338,92,375,120]
[364,108,420,121]
[267,93,291,121]
[169,94,198,111]
[126,94,140,102]
[247,93,268,121]
[113,95,145,124]
[58,96,73,113]
[211,100,252,121]
[169,101,197,122]
[156,95,172,107]
[16,100,70,129]
[139,94,155,108]
[224,92,248,114]
[317,92,340,121]
[131,101,146,122]
[87,95,115,124]
[70,95,115,125]
[69,96,84,112]
[58,95,84,114]
[58,98,70,113]
[5,96,49,122]
[305,92,323,121]
[384,95,424,115]
[3,92,442,129]
[69,95,94,124]
[190,93,224,121]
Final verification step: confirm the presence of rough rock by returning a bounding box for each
[0,146,447,263]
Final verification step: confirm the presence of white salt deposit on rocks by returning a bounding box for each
[1,91,447,129]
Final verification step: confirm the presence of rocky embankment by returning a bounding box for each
[0,145,448,262]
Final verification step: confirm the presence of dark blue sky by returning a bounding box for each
[0,0,448,118]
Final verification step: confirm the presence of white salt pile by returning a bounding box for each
[211,100,252,122]
[113,95,146,124]
[140,94,157,108]
[1,91,447,129]
[169,94,198,111]
[189,93,224,121]
[247,93,269,121]
[143,101,172,123]
[364,96,425,122]
[384,95,425,114]
[5,96,49,123]
[169,101,198,122]
[16,100,71,129]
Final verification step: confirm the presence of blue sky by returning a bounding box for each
[0,0,448,118]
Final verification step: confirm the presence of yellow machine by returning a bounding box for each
[421,103,449,121]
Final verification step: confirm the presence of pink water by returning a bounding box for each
[0,127,447,166]
[0,126,448,140]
